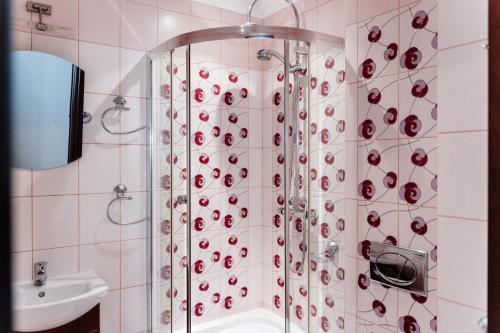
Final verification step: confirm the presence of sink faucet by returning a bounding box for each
[33,261,47,286]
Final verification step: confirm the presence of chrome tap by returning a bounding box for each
[33,261,48,286]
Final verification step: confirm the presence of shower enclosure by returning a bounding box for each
[149,23,345,333]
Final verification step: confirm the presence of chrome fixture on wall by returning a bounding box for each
[101,96,147,135]
[370,242,428,296]
[106,184,146,225]
[26,1,51,31]
[33,261,48,287]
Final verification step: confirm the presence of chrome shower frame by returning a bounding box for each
[148,24,343,333]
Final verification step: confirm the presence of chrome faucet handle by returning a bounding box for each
[478,316,487,333]
[34,261,48,286]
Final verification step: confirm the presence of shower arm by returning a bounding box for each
[246,0,301,64]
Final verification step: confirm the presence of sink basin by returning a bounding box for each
[13,271,108,332]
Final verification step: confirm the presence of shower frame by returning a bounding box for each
[148,24,344,333]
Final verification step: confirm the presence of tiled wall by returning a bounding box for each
[10,0,489,332]
[436,0,488,331]
[9,1,261,332]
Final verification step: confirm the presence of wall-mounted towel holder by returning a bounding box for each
[107,184,146,225]
[101,96,146,135]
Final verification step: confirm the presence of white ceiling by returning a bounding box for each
[192,0,297,19]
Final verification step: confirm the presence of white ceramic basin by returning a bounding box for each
[13,271,108,332]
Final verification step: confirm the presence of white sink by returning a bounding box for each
[13,271,108,332]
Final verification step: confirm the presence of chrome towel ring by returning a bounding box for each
[101,96,147,135]
[107,184,146,225]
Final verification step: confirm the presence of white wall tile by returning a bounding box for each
[11,168,32,197]
[11,30,31,51]
[121,1,158,51]
[121,239,147,288]
[100,290,121,333]
[32,34,79,64]
[120,191,147,240]
[439,0,488,49]
[438,298,487,332]
[12,251,32,283]
[79,0,120,46]
[438,217,487,310]
[121,285,148,333]
[79,42,120,95]
[33,195,78,249]
[120,144,147,192]
[33,246,78,277]
[11,197,32,253]
[120,49,151,98]
[80,242,121,290]
[32,162,78,196]
[79,193,121,244]
[79,144,120,194]
[438,41,488,132]
[438,132,488,220]
[83,93,121,144]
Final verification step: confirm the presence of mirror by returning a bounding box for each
[11,51,85,170]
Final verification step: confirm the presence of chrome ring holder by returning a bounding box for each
[101,96,147,135]
[106,184,146,225]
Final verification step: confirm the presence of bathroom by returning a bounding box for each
[1,0,493,332]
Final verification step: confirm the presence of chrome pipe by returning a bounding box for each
[185,45,192,333]
[283,39,291,333]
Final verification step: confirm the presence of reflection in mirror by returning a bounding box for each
[11,51,85,170]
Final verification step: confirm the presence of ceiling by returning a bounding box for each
[192,0,297,19]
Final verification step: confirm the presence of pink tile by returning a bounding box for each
[121,239,147,287]
[222,39,250,68]
[100,290,121,333]
[438,298,487,332]
[80,242,121,290]
[438,217,487,310]
[32,0,78,39]
[32,162,78,196]
[121,287,148,333]
[11,0,32,32]
[120,49,151,98]
[11,197,32,253]
[121,0,158,50]
[439,0,488,49]
[79,144,120,194]
[190,2,221,22]
[12,252,32,283]
[31,34,78,64]
[344,199,358,257]
[33,195,78,249]
[158,0,189,13]
[438,41,488,132]
[301,8,318,32]
[345,25,358,84]
[79,42,120,95]
[158,9,190,45]
[221,9,246,26]
[79,0,120,46]
[120,191,147,240]
[345,84,358,141]
[11,168,32,197]
[438,132,488,220]
[33,246,78,277]
[345,0,358,27]
[11,31,31,51]
[318,0,345,37]
[344,255,357,313]
[358,0,399,22]
[82,93,121,144]
[79,193,121,244]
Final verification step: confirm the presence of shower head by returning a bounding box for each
[256,49,285,63]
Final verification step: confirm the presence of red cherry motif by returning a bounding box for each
[224,296,233,309]
[194,303,204,317]
[223,255,233,269]
[224,92,234,105]
[240,247,248,258]
[212,84,221,95]
[199,238,209,249]
[228,275,238,285]
[240,287,248,297]
[194,260,205,274]
[199,110,209,122]
[212,251,220,262]
[199,281,209,291]
[240,88,248,98]
[224,215,234,228]
[193,88,204,103]
[228,72,238,83]
[325,56,335,69]
[199,67,209,79]
[193,131,205,146]
[212,293,220,303]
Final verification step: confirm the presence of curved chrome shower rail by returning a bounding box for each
[101,96,147,135]
[107,184,146,225]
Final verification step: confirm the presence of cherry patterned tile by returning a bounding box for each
[358,10,400,81]
[397,278,437,333]
[399,0,438,73]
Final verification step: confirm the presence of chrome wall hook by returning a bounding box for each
[26,1,52,32]
[107,184,146,225]
[101,96,147,135]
